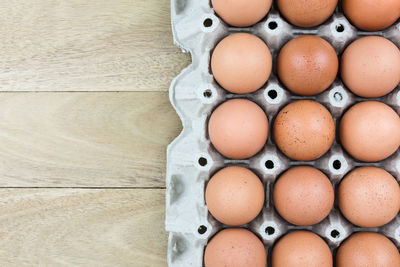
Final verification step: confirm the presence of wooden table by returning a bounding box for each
[0,1,189,266]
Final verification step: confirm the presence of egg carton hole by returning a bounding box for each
[268,21,278,30]
[198,157,208,167]
[260,154,283,175]
[264,85,285,105]
[335,24,345,33]
[203,89,212,98]
[265,160,274,170]
[198,225,208,235]
[260,221,281,241]
[328,155,349,175]
[201,14,219,33]
[199,86,219,104]
[203,18,213,28]
[267,89,278,99]
[334,92,343,102]
[265,226,276,235]
[330,229,341,238]
[329,17,354,40]
[328,87,349,108]
[332,160,341,170]
[324,223,348,245]
[263,18,288,38]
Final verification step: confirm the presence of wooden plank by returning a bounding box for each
[0,188,167,267]
[0,92,181,187]
[0,0,190,91]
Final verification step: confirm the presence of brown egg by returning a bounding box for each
[211,33,272,94]
[273,100,335,161]
[340,101,400,162]
[341,36,400,98]
[336,232,400,267]
[204,228,267,267]
[273,166,334,226]
[277,35,338,96]
[205,166,265,226]
[211,0,272,27]
[272,231,333,267]
[276,0,338,27]
[343,0,400,31]
[208,99,268,159]
[338,167,400,228]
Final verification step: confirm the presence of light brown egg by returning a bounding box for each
[341,36,400,98]
[338,167,400,228]
[211,33,272,94]
[277,35,338,96]
[208,99,268,159]
[340,101,400,162]
[343,0,400,31]
[204,228,267,267]
[336,232,400,267]
[273,100,335,161]
[276,0,338,27]
[205,166,265,226]
[273,166,334,226]
[211,0,272,27]
[272,231,333,267]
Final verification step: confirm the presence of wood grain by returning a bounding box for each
[0,188,166,267]
[0,0,186,265]
[0,92,181,187]
[0,0,190,92]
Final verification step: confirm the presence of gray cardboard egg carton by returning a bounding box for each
[166,1,400,266]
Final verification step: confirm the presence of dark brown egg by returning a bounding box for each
[273,100,335,161]
[343,0,400,31]
[277,0,338,27]
[277,35,338,96]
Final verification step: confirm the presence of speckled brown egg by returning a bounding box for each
[336,232,400,267]
[343,0,400,31]
[205,166,265,226]
[208,99,269,159]
[272,231,333,267]
[211,33,272,94]
[211,0,272,27]
[338,167,400,228]
[276,0,338,27]
[273,166,334,226]
[341,36,400,98]
[340,101,400,162]
[273,100,335,161]
[277,35,338,96]
[204,228,267,267]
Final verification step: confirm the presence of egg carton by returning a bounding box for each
[166,1,400,266]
